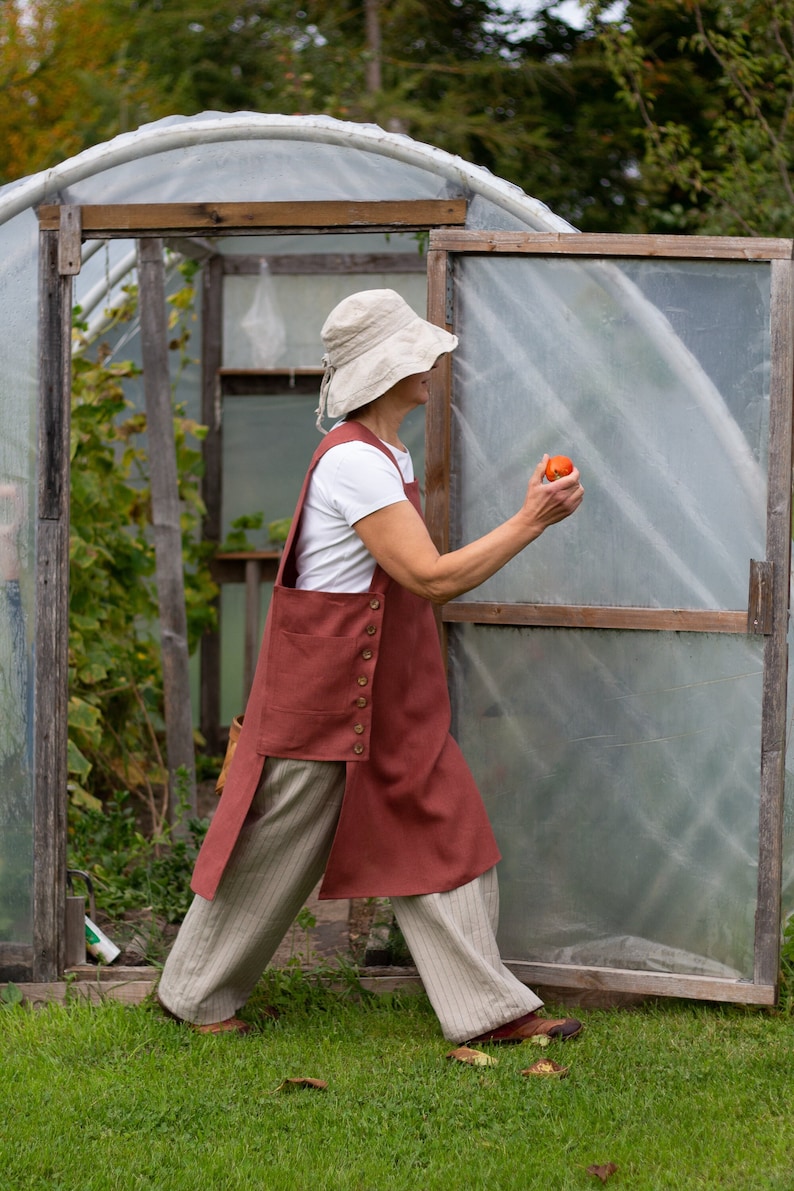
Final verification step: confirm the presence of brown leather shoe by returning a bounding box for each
[193,1016,252,1035]
[157,995,253,1035]
[468,1010,583,1045]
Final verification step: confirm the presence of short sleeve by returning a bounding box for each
[315,442,409,526]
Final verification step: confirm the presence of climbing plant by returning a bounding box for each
[68,261,217,831]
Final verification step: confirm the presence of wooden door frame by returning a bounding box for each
[24,200,467,982]
[426,229,794,1006]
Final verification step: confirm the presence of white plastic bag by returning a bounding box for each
[239,259,287,368]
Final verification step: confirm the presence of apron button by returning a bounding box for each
[357,676,368,686]
[369,598,381,610]
[353,723,364,734]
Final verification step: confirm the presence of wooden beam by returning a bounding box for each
[424,246,452,557]
[38,200,468,236]
[32,207,68,968]
[57,205,82,275]
[199,254,224,753]
[753,257,794,988]
[442,603,750,634]
[505,961,776,1006]
[429,230,794,261]
[34,229,72,981]
[136,239,197,827]
[219,369,322,397]
[221,252,427,275]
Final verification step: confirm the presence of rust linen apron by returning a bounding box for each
[191,422,500,901]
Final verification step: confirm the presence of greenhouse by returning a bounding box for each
[0,111,792,1003]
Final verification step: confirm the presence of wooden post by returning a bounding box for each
[136,239,197,829]
[199,253,224,753]
[33,228,73,980]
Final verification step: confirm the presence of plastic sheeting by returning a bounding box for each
[0,111,791,985]
[447,251,780,978]
[0,113,571,959]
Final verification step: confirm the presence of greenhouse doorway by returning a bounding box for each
[425,229,794,1007]
[28,198,466,983]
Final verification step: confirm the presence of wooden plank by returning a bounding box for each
[199,254,224,754]
[57,205,82,275]
[137,240,196,826]
[424,246,452,556]
[425,246,453,650]
[429,229,794,261]
[504,961,777,1006]
[5,979,155,1007]
[219,369,322,397]
[34,229,72,982]
[442,602,749,634]
[38,199,468,235]
[222,252,427,275]
[753,257,794,988]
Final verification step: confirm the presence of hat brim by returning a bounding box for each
[325,318,458,419]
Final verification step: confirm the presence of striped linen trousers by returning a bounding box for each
[157,755,542,1042]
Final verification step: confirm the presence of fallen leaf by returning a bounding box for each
[446,1046,499,1067]
[528,1034,551,1047]
[520,1058,569,1079]
[272,1077,328,1093]
[587,1162,618,1183]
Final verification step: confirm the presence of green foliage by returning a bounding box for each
[588,0,794,235]
[267,516,291,545]
[67,788,208,927]
[0,982,23,1008]
[108,0,648,231]
[68,266,217,813]
[220,512,264,552]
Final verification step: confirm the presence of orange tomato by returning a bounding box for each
[545,454,574,482]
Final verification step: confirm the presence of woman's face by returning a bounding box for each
[386,361,439,411]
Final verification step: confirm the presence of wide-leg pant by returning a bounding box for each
[157,756,542,1043]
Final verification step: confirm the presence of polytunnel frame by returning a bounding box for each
[9,132,790,1005]
[425,228,794,1006]
[31,195,470,982]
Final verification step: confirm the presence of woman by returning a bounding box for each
[158,288,585,1042]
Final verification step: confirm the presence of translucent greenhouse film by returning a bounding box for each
[0,113,792,994]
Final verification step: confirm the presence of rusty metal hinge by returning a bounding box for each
[747,559,774,634]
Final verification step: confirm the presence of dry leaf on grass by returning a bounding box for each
[446,1046,499,1066]
[520,1058,569,1079]
[528,1034,551,1047]
[587,1162,618,1183]
[272,1077,328,1093]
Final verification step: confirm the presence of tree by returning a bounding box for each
[588,0,794,235]
[115,0,648,231]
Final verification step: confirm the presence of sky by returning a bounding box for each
[506,1,626,31]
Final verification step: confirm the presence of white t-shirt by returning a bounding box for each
[295,438,413,592]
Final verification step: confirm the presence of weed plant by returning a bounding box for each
[1,971,793,1191]
[67,788,208,932]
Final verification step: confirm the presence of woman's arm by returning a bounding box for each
[353,456,584,605]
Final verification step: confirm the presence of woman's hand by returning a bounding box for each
[518,455,584,532]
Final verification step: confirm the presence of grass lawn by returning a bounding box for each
[1,971,792,1191]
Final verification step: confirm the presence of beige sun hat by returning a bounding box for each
[316,288,458,431]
